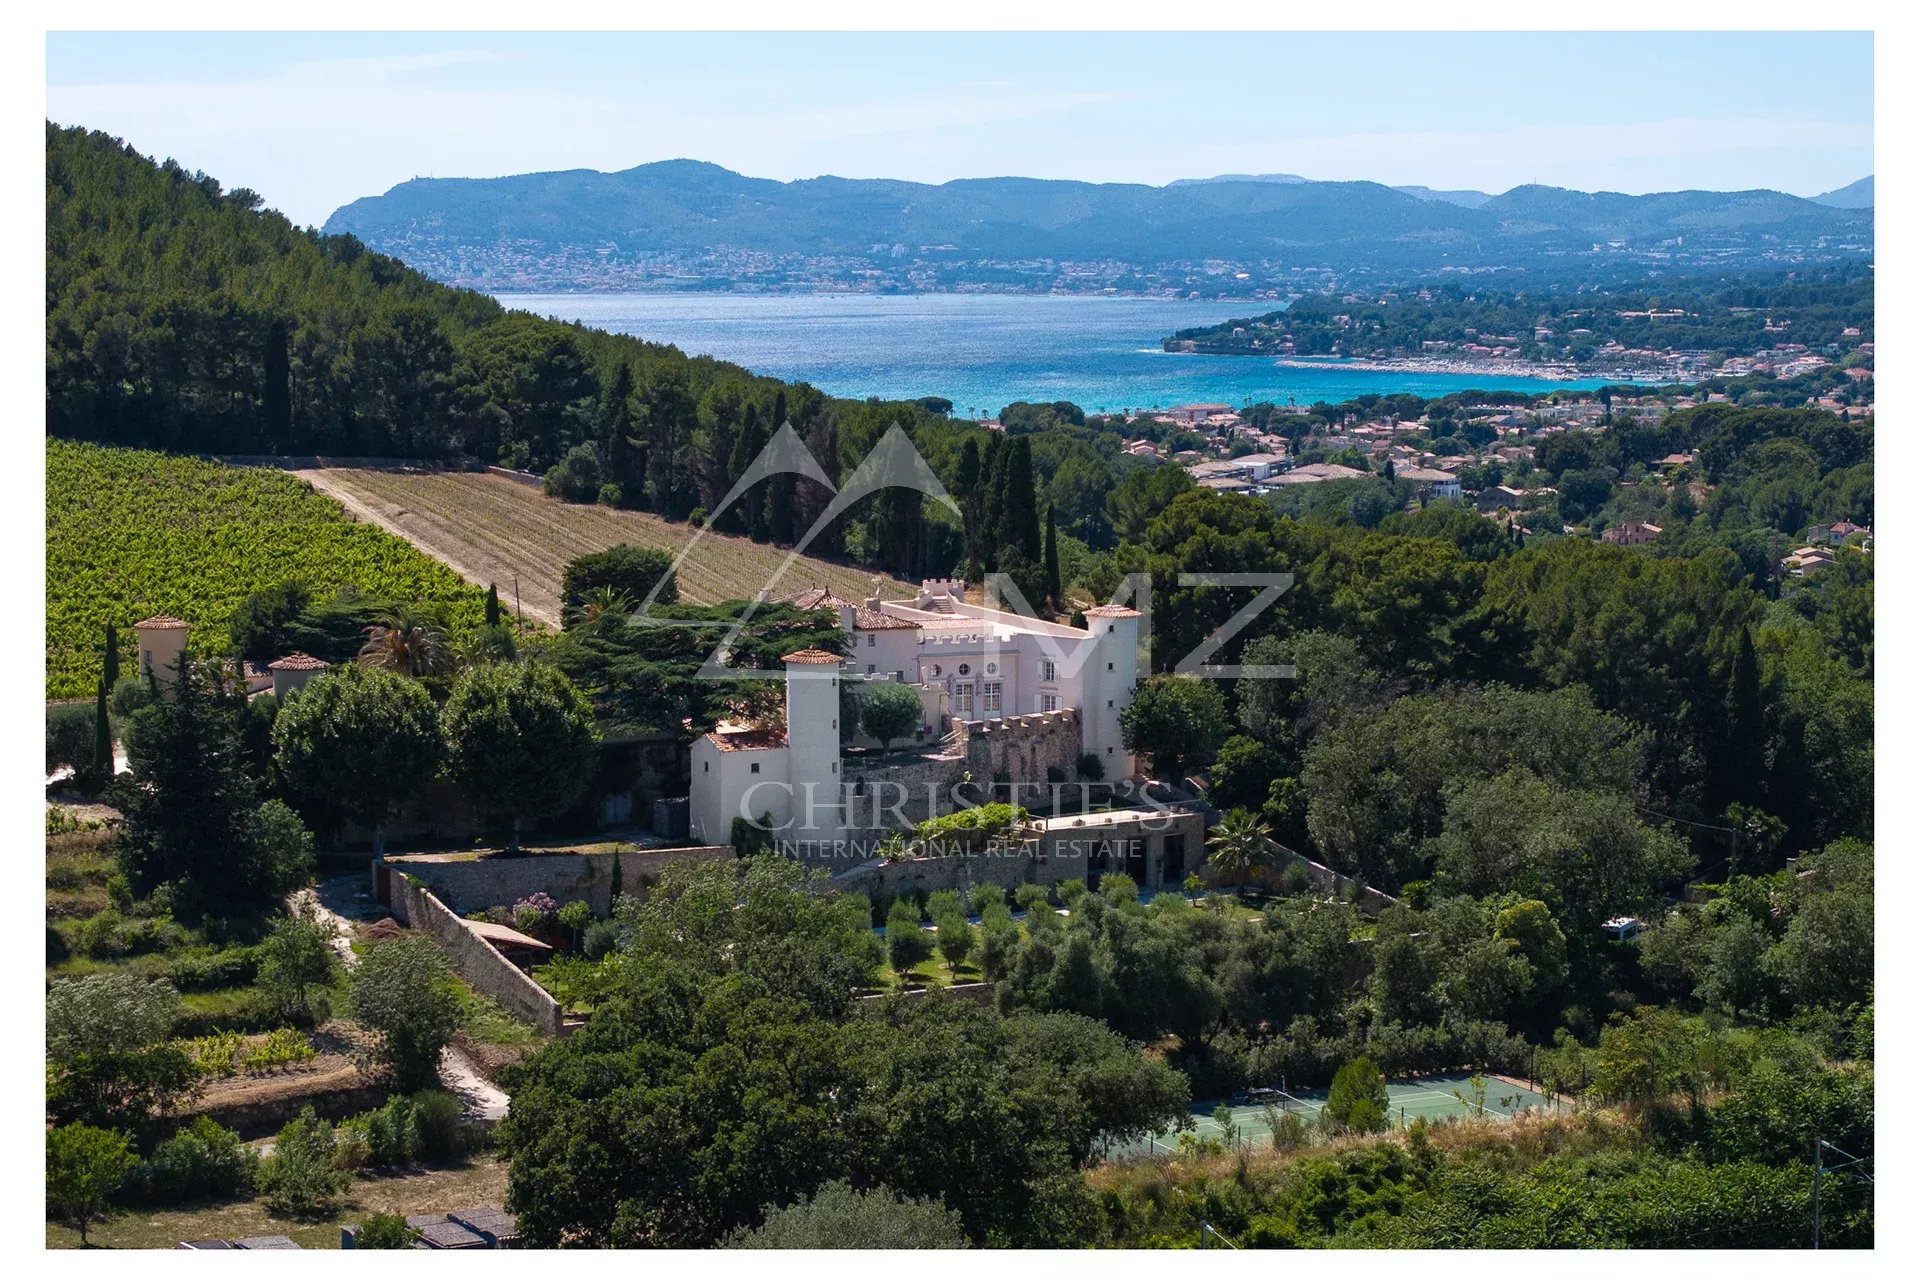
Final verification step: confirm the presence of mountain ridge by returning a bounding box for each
[322,160,1873,292]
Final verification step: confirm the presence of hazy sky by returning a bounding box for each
[47,31,1874,229]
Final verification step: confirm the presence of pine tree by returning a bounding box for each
[1042,505,1061,609]
[263,319,292,453]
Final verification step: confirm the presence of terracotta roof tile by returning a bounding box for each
[134,614,188,630]
[782,648,842,665]
[706,726,790,751]
[267,652,330,671]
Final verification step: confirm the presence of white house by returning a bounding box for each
[689,579,1143,846]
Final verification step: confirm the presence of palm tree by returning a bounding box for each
[450,626,515,673]
[357,611,452,678]
[575,586,636,627]
[1205,808,1272,899]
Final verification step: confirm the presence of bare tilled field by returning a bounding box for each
[291,466,915,626]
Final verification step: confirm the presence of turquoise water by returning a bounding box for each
[499,292,1619,416]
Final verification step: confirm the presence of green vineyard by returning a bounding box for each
[46,441,483,698]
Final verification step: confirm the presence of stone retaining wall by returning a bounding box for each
[382,845,734,916]
[389,873,565,1037]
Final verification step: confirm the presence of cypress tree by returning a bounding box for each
[956,437,984,583]
[485,584,502,628]
[1043,505,1061,609]
[600,360,641,502]
[102,624,119,690]
[90,679,113,779]
[1002,438,1042,564]
[762,391,796,545]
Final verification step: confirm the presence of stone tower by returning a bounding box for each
[133,615,189,695]
[1082,604,1141,778]
[781,648,845,852]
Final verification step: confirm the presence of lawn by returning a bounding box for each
[45,1155,511,1249]
[45,441,483,698]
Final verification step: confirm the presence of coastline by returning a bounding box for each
[1268,355,1675,385]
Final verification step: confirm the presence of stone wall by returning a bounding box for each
[959,708,1082,785]
[388,873,565,1037]
[842,708,1085,834]
[1214,840,1401,916]
[828,838,1087,900]
[382,845,733,918]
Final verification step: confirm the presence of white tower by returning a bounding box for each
[133,615,189,695]
[781,648,845,853]
[1082,605,1141,779]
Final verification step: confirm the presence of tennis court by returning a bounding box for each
[1107,1072,1562,1161]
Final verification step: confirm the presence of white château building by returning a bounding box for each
[688,579,1141,848]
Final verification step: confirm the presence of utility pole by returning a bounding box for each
[1812,1136,1822,1249]
[513,573,523,622]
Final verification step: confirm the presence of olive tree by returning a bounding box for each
[349,936,463,1091]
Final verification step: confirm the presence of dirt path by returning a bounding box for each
[289,875,512,1118]
[438,1044,511,1122]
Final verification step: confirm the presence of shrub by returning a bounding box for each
[968,884,1007,916]
[332,1121,373,1172]
[360,1095,421,1166]
[1013,883,1051,916]
[241,1027,316,1073]
[596,482,624,507]
[47,702,95,775]
[180,1030,247,1078]
[1322,1056,1390,1134]
[561,543,678,613]
[1099,872,1139,907]
[925,889,964,920]
[167,946,260,992]
[410,1090,466,1162]
[350,936,463,1091]
[543,443,602,502]
[886,901,931,973]
[355,1211,421,1249]
[125,1116,256,1204]
[258,913,340,1023]
[257,1107,351,1218]
[1057,880,1088,909]
[46,1123,137,1245]
[512,891,558,936]
[723,1180,970,1249]
[581,919,621,960]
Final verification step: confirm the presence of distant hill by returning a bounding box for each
[1812,176,1874,208]
[1392,185,1492,209]
[324,162,1873,292]
[1167,172,1310,186]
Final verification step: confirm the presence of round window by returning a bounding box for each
[986,662,998,675]
[930,664,943,677]
[958,663,971,676]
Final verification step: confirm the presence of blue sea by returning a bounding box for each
[501,292,1618,415]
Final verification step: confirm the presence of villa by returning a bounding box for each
[689,578,1143,855]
